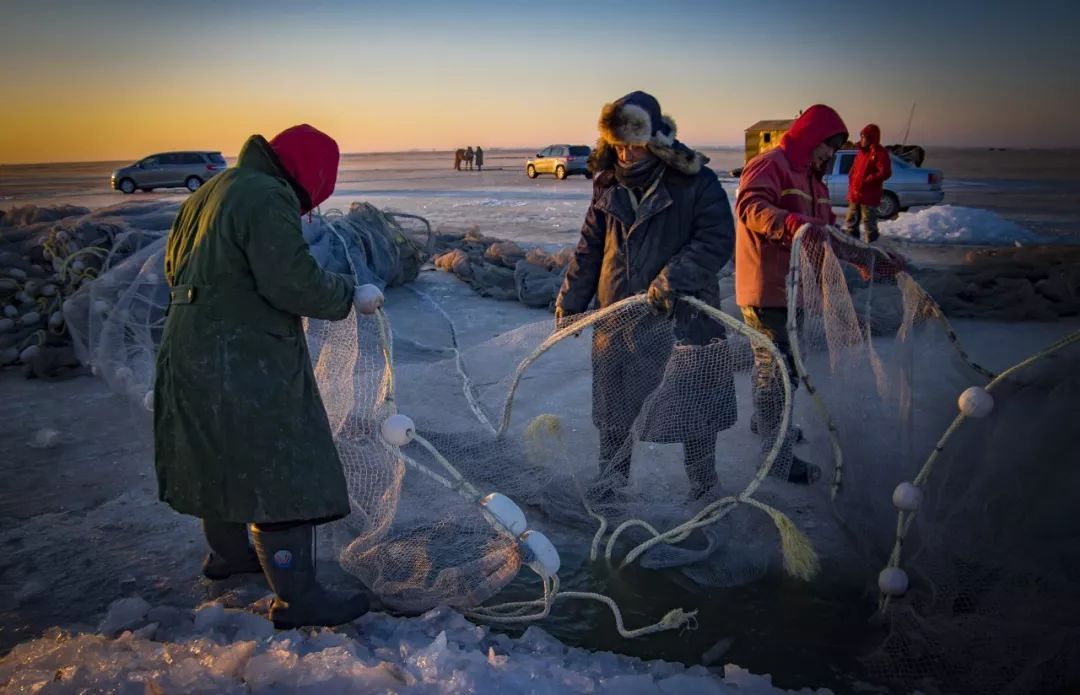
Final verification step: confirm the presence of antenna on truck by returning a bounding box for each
[902,101,917,146]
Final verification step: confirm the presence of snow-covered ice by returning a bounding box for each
[879,204,1048,245]
[0,600,831,694]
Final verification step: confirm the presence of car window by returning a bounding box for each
[183,153,204,164]
[208,152,226,164]
[538,147,550,157]
[838,154,856,175]
[159,154,182,165]
[141,156,160,167]
[550,147,563,157]
[569,146,590,157]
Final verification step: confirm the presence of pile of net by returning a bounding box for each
[59,202,432,396]
[1,202,174,371]
[430,228,574,308]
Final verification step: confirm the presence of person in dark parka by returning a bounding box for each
[555,91,736,501]
[154,123,370,629]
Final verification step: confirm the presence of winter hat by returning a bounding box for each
[268,124,340,214]
[597,91,677,147]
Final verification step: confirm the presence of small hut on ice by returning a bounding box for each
[743,119,794,163]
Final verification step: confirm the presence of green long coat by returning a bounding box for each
[153,135,355,524]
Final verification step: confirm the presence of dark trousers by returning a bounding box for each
[740,306,800,476]
[598,429,717,495]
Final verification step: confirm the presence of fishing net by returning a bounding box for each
[865,332,1080,694]
[790,226,1080,693]
[63,203,434,386]
[347,287,817,606]
[54,198,1080,689]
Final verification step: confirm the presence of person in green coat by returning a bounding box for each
[154,123,373,628]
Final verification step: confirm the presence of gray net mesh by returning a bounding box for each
[792,227,1080,693]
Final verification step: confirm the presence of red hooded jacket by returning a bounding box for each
[268,124,339,214]
[735,105,848,307]
[848,124,892,207]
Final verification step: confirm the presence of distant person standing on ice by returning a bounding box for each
[154,124,374,629]
[474,146,484,172]
[736,105,901,485]
[453,148,464,171]
[556,91,735,502]
[845,123,892,243]
[464,146,475,171]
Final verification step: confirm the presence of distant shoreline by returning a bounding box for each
[4,146,1080,168]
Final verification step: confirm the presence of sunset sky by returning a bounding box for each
[2,0,1078,163]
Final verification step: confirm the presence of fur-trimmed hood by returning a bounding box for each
[589,90,708,177]
[597,93,675,147]
[588,137,709,178]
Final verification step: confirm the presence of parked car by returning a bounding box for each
[824,150,944,219]
[526,145,592,180]
[111,151,227,194]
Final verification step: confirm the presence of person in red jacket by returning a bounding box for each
[736,108,904,486]
[845,124,892,243]
[735,104,848,484]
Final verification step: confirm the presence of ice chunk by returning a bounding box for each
[131,621,158,640]
[409,631,452,681]
[242,642,301,690]
[207,640,257,679]
[487,646,508,667]
[601,673,658,695]
[97,596,151,635]
[146,604,189,628]
[230,610,275,642]
[193,601,226,632]
[519,625,566,655]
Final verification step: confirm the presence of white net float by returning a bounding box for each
[958,386,994,418]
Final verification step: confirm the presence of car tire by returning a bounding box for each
[584,171,593,180]
[185,176,203,193]
[526,164,537,179]
[876,192,900,220]
[555,165,566,180]
[118,178,136,194]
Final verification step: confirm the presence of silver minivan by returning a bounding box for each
[111,151,227,194]
[526,145,592,180]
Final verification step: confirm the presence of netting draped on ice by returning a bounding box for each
[789,226,1080,693]
[56,203,1080,690]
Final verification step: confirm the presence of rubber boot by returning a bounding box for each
[750,414,803,443]
[251,523,369,629]
[786,455,822,485]
[202,519,263,581]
